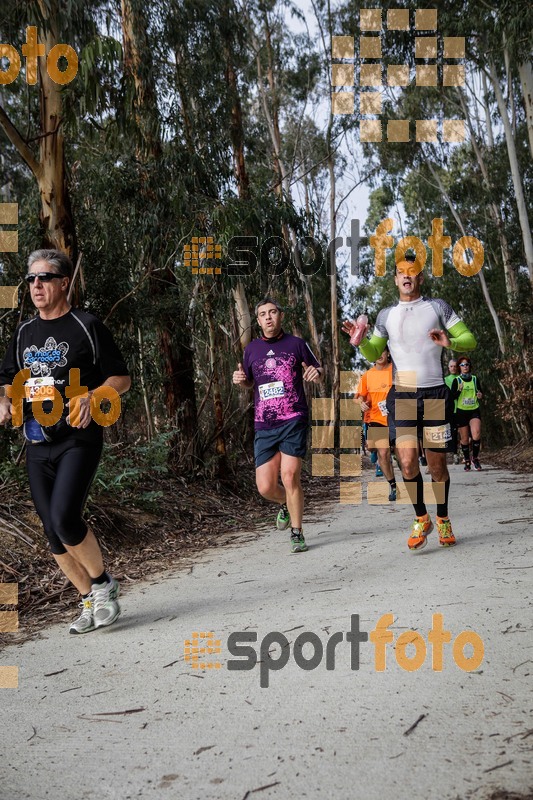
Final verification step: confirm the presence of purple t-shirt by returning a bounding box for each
[243,332,320,430]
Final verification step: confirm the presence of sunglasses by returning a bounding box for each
[459,362,470,367]
[24,272,65,284]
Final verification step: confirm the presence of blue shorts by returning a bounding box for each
[254,417,308,468]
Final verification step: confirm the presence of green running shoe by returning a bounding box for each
[290,528,308,554]
[276,503,291,530]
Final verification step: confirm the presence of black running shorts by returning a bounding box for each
[386,384,454,453]
[26,437,103,554]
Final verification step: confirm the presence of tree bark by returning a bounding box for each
[120,0,198,469]
[204,290,228,476]
[459,89,518,305]
[426,163,506,355]
[518,60,533,159]
[0,3,76,256]
[488,60,533,289]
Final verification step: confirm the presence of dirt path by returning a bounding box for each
[1,462,532,800]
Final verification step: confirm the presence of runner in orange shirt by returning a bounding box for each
[355,347,397,501]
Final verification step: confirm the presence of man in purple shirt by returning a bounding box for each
[233,297,323,553]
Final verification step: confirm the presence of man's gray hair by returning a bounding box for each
[254,296,283,316]
[27,249,73,278]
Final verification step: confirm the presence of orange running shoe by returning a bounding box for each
[407,515,433,551]
[437,517,456,547]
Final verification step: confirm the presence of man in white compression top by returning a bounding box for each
[343,257,477,551]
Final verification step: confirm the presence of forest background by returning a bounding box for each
[0,0,532,603]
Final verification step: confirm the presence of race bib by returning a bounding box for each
[24,376,55,402]
[377,400,388,416]
[259,381,285,401]
[424,423,452,443]
[462,397,476,406]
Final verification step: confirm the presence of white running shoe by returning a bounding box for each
[92,577,121,629]
[69,596,95,635]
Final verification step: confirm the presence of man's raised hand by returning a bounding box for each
[0,397,12,426]
[233,362,248,386]
[302,362,321,384]
[428,328,451,348]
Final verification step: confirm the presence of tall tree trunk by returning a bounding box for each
[137,327,154,440]
[488,60,533,289]
[120,0,161,158]
[204,291,228,477]
[518,60,533,159]
[426,163,506,355]
[459,89,518,305]
[120,0,198,468]
[0,4,76,255]
[252,12,323,362]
